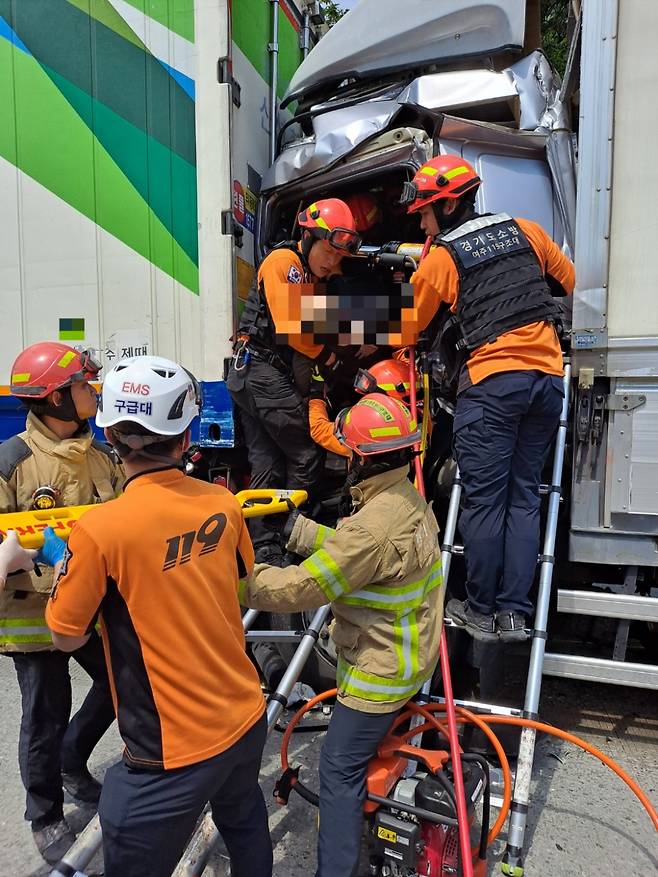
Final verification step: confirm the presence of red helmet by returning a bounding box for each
[401,156,481,214]
[334,393,420,456]
[10,342,101,399]
[344,193,382,234]
[298,198,362,254]
[354,359,417,401]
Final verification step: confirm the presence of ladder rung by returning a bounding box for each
[543,653,658,689]
[430,695,523,718]
[557,589,658,622]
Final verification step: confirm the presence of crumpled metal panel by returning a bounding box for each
[398,69,518,113]
[505,50,570,131]
[261,99,401,192]
[283,0,526,107]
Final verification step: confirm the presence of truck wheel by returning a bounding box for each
[270,611,337,693]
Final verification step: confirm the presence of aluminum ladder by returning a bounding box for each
[434,361,572,877]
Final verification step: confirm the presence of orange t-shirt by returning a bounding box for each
[46,468,265,770]
[404,217,575,387]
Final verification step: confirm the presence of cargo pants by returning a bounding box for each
[453,370,564,616]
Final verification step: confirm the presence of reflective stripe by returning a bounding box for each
[237,579,247,604]
[0,616,47,627]
[302,549,349,601]
[337,656,430,702]
[369,426,402,438]
[0,616,52,645]
[341,560,443,612]
[313,524,334,552]
[443,165,470,180]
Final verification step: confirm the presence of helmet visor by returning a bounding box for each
[328,227,362,255]
[354,369,378,396]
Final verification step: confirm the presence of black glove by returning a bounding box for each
[309,365,327,401]
[282,509,301,547]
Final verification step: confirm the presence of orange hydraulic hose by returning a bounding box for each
[477,714,658,832]
[418,703,658,833]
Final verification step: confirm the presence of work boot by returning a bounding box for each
[62,765,103,804]
[32,818,76,866]
[496,610,530,643]
[445,598,497,642]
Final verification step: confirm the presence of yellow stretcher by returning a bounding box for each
[0,488,307,548]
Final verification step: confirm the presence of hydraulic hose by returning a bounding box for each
[278,690,658,869]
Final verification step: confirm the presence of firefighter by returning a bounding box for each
[400,155,575,641]
[344,191,383,243]
[44,356,272,877]
[227,197,361,565]
[308,358,417,458]
[227,198,361,692]
[0,342,122,865]
[240,393,444,877]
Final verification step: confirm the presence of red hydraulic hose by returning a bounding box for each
[407,232,474,877]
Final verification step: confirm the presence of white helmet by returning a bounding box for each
[96,356,201,436]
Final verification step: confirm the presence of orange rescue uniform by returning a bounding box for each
[46,469,265,770]
[402,217,575,385]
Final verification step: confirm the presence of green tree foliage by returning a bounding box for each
[321,2,347,27]
[541,0,570,73]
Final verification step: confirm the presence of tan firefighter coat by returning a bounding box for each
[240,465,444,713]
[0,412,124,653]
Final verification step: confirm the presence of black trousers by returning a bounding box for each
[227,357,323,554]
[10,632,115,826]
[453,370,564,615]
[316,702,398,877]
[99,713,273,877]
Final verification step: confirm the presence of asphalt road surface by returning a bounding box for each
[1,658,656,877]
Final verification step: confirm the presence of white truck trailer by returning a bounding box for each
[0,0,322,449]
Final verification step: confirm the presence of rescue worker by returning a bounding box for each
[44,356,272,877]
[401,155,575,641]
[0,342,121,865]
[227,197,361,565]
[344,192,383,243]
[240,393,444,877]
[308,365,350,459]
[354,357,417,400]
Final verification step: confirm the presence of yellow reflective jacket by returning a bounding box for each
[240,466,444,714]
[0,412,124,653]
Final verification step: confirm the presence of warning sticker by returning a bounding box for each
[377,827,397,843]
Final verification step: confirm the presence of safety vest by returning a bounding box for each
[438,213,561,351]
[0,414,123,653]
[237,242,309,356]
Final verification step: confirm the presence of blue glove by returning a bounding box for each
[36,527,67,567]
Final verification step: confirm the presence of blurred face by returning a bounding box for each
[308,238,346,278]
[70,379,98,420]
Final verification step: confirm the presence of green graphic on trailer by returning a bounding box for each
[0,0,198,293]
[59,318,86,342]
[0,0,304,294]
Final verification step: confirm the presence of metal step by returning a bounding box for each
[542,653,658,689]
[557,589,658,622]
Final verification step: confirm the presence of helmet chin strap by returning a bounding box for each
[432,197,477,235]
[30,387,87,426]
